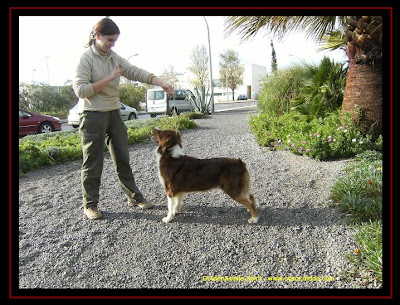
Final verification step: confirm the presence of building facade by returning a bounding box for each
[212,63,266,101]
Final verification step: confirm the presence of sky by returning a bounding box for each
[18,16,347,86]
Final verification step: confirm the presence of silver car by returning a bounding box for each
[68,101,138,128]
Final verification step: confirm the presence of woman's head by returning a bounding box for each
[86,17,120,50]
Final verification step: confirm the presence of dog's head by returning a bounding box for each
[151,128,182,156]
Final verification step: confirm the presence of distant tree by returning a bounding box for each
[118,84,146,110]
[219,49,244,101]
[270,40,278,73]
[19,82,73,116]
[188,44,210,111]
[159,65,179,89]
[59,80,78,108]
[188,44,209,91]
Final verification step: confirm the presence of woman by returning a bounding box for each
[73,17,174,220]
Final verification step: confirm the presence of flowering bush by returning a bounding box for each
[250,110,382,160]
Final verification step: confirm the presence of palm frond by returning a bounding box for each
[225,16,344,43]
[302,16,342,41]
[317,30,346,52]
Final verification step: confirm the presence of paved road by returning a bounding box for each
[61,101,258,132]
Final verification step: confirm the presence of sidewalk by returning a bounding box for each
[213,98,257,104]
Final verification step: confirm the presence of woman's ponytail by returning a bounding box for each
[86,31,96,47]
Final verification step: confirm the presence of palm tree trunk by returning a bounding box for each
[341,59,382,138]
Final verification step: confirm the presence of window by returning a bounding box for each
[174,90,187,100]
[19,110,30,118]
[148,90,165,100]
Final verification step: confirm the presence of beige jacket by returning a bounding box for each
[73,44,154,111]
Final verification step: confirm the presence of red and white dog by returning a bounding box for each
[151,128,259,224]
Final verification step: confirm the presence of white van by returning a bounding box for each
[146,88,196,117]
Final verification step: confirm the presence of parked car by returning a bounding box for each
[237,94,247,100]
[146,88,196,117]
[19,109,62,137]
[68,101,138,128]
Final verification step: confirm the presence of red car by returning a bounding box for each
[19,109,62,137]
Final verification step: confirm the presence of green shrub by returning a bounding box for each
[330,151,382,284]
[250,111,382,160]
[19,132,82,173]
[126,113,198,145]
[258,64,308,116]
[250,57,373,161]
[331,152,383,221]
[127,125,153,144]
[290,57,347,118]
[257,57,347,119]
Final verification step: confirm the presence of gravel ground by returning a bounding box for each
[18,109,371,291]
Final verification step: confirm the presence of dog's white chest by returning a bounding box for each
[155,149,165,189]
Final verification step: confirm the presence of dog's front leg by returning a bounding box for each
[162,196,176,223]
[174,193,184,214]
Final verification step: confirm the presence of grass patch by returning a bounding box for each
[331,150,382,222]
[330,150,383,285]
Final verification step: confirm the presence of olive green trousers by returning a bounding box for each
[79,110,144,208]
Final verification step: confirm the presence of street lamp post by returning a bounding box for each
[44,56,50,85]
[203,16,214,114]
[127,53,139,61]
[126,53,139,85]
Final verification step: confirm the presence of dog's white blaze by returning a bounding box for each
[155,149,165,189]
[169,144,184,158]
[155,144,183,188]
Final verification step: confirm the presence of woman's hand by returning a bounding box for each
[160,82,174,96]
[109,61,123,81]
[92,61,123,94]
[150,76,174,96]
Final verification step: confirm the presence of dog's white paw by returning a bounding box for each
[162,216,172,223]
[248,217,259,224]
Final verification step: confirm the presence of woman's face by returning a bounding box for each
[95,33,119,53]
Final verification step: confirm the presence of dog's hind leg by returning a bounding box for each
[235,193,259,224]
[223,186,259,224]
[221,168,259,224]
[246,194,259,223]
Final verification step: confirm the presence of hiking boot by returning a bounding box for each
[128,200,155,209]
[84,206,103,220]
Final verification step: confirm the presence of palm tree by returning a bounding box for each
[225,16,383,137]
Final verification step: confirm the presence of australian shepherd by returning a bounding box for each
[151,128,259,224]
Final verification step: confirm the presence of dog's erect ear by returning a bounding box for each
[175,131,182,148]
[151,128,160,144]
